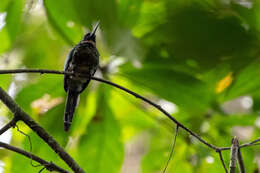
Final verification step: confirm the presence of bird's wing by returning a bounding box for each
[64,47,75,71]
[64,47,76,92]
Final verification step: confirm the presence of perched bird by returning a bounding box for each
[63,23,99,131]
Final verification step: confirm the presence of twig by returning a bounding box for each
[15,125,42,167]
[92,76,220,151]
[219,137,260,151]
[218,151,228,173]
[240,137,260,148]
[0,141,69,173]
[0,69,70,75]
[0,69,220,151]
[0,87,84,173]
[237,145,246,173]
[0,117,18,135]
[162,125,179,173]
[229,137,239,173]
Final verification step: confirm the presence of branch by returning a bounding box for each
[162,125,179,173]
[229,137,239,173]
[0,69,220,151]
[0,142,69,173]
[237,145,246,173]
[219,137,260,151]
[0,69,69,75]
[0,117,18,135]
[218,151,228,173]
[0,87,84,173]
[240,137,260,148]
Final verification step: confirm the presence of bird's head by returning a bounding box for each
[83,22,99,43]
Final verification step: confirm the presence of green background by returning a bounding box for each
[0,0,260,172]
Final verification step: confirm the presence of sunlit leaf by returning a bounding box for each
[77,86,124,173]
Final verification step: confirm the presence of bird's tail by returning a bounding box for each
[64,90,79,131]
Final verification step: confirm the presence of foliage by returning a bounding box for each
[0,0,260,172]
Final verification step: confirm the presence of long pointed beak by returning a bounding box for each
[91,22,99,37]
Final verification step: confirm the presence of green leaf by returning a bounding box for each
[43,0,84,45]
[15,76,64,114]
[142,127,193,173]
[224,62,260,101]
[0,0,10,11]
[120,62,213,114]
[77,86,124,173]
[0,74,12,90]
[0,0,24,53]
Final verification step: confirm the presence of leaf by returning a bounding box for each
[0,74,12,90]
[43,0,84,45]
[224,62,260,101]
[117,0,143,28]
[0,0,24,53]
[120,62,213,114]
[15,76,64,114]
[77,86,124,173]
[141,127,193,173]
[0,0,10,12]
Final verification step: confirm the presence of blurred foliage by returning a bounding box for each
[0,0,260,172]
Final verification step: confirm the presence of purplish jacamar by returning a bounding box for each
[64,23,99,131]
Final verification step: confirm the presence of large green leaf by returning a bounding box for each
[120,62,213,114]
[0,0,24,53]
[77,86,124,173]
[224,62,260,101]
[43,0,83,45]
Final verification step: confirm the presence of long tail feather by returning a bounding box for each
[64,90,79,131]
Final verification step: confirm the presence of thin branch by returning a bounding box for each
[229,137,239,173]
[162,125,179,173]
[15,124,42,167]
[0,69,70,75]
[218,151,228,173]
[0,69,220,151]
[219,137,260,151]
[0,87,84,173]
[240,137,260,148]
[237,146,246,173]
[0,117,18,135]
[0,141,69,173]
[92,76,220,150]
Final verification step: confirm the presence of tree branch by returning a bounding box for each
[237,144,246,173]
[162,125,179,173]
[0,86,84,173]
[0,69,220,151]
[0,117,18,135]
[218,151,228,173]
[0,141,69,173]
[219,137,260,151]
[229,137,239,173]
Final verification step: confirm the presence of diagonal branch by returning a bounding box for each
[0,117,18,135]
[218,151,228,173]
[0,87,84,173]
[162,125,179,173]
[0,69,219,151]
[0,141,69,173]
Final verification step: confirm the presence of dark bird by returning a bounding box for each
[63,23,99,131]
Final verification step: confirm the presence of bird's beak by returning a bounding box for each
[91,22,99,37]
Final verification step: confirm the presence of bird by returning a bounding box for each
[63,23,99,131]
